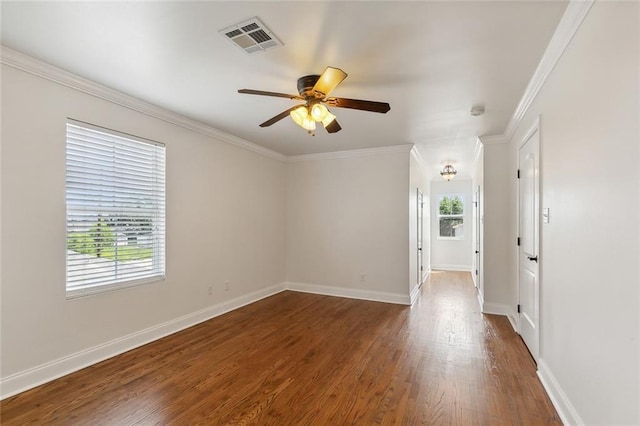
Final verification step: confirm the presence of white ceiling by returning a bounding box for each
[1,1,567,179]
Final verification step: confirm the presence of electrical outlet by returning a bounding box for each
[207,284,213,295]
[360,273,366,282]
[224,280,230,291]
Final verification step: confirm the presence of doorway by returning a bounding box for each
[417,188,424,287]
[473,186,481,292]
[517,119,540,361]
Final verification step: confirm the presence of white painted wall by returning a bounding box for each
[1,64,287,392]
[285,148,411,302]
[430,179,473,271]
[505,2,639,424]
[409,148,430,301]
[0,51,425,396]
[481,143,516,320]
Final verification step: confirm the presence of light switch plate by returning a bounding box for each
[543,208,550,223]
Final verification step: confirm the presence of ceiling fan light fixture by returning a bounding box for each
[238,66,390,135]
[290,106,316,131]
[322,111,337,127]
[440,164,457,181]
[290,105,307,125]
[310,103,329,122]
[302,118,316,131]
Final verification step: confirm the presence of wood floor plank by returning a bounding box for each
[1,271,561,425]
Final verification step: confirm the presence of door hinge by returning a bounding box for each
[517,237,520,246]
[420,266,423,271]
[475,269,478,276]
[517,304,521,313]
[517,169,520,179]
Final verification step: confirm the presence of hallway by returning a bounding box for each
[1,272,560,424]
[411,271,560,423]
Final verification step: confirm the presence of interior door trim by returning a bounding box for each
[516,115,541,362]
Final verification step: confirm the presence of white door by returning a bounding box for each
[518,125,540,360]
[474,186,481,291]
[417,189,424,286]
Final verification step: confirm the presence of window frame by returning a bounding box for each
[437,193,465,240]
[65,119,166,298]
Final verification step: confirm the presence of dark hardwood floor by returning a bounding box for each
[1,271,561,425]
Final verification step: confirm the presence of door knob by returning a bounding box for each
[527,256,538,262]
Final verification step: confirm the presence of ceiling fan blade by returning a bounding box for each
[326,97,391,113]
[259,105,301,127]
[323,118,342,134]
[312,67,348,97]
[238,89,302,100]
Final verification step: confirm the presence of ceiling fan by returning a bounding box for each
[238,67,390,135]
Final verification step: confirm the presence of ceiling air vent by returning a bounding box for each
[219,17,283,54]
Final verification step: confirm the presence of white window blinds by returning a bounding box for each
[66,120,166,297]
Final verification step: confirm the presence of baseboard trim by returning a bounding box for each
[285,282,411,305]
[506,313,518,332]
[482,302,518,332]
[537,358,584,425]
[410,284,420,305]
[476,289,485,311]
[1,281,411,399]
[409,269,430,305]
[430,264,472,272]
[422,268,431,284]
[0,283,286,400]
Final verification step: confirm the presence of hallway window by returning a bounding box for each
[438,194,464,239]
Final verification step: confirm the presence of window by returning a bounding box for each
[66,120,166,297]
[438,194,464,239]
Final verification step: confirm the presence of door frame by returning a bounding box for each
[473,185,481,292]
[516,116,541,360]
[417,188,424,287]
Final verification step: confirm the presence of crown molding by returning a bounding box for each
[0,46,287,162]
[472,138,483,168]
[2,0,594,162]
[286,144,412,162]
[502,0,594,141]
[410,145,425,168]
[478,135,508,145]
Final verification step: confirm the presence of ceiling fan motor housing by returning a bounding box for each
[297,75,321,97]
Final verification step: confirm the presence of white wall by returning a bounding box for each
[286,148,411,303]
[481,143,515,320]
[409,148,430,301]
[505,2,639,424]
[1,63,287,394]
[430,178,473,271]
[0,51,425,397]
